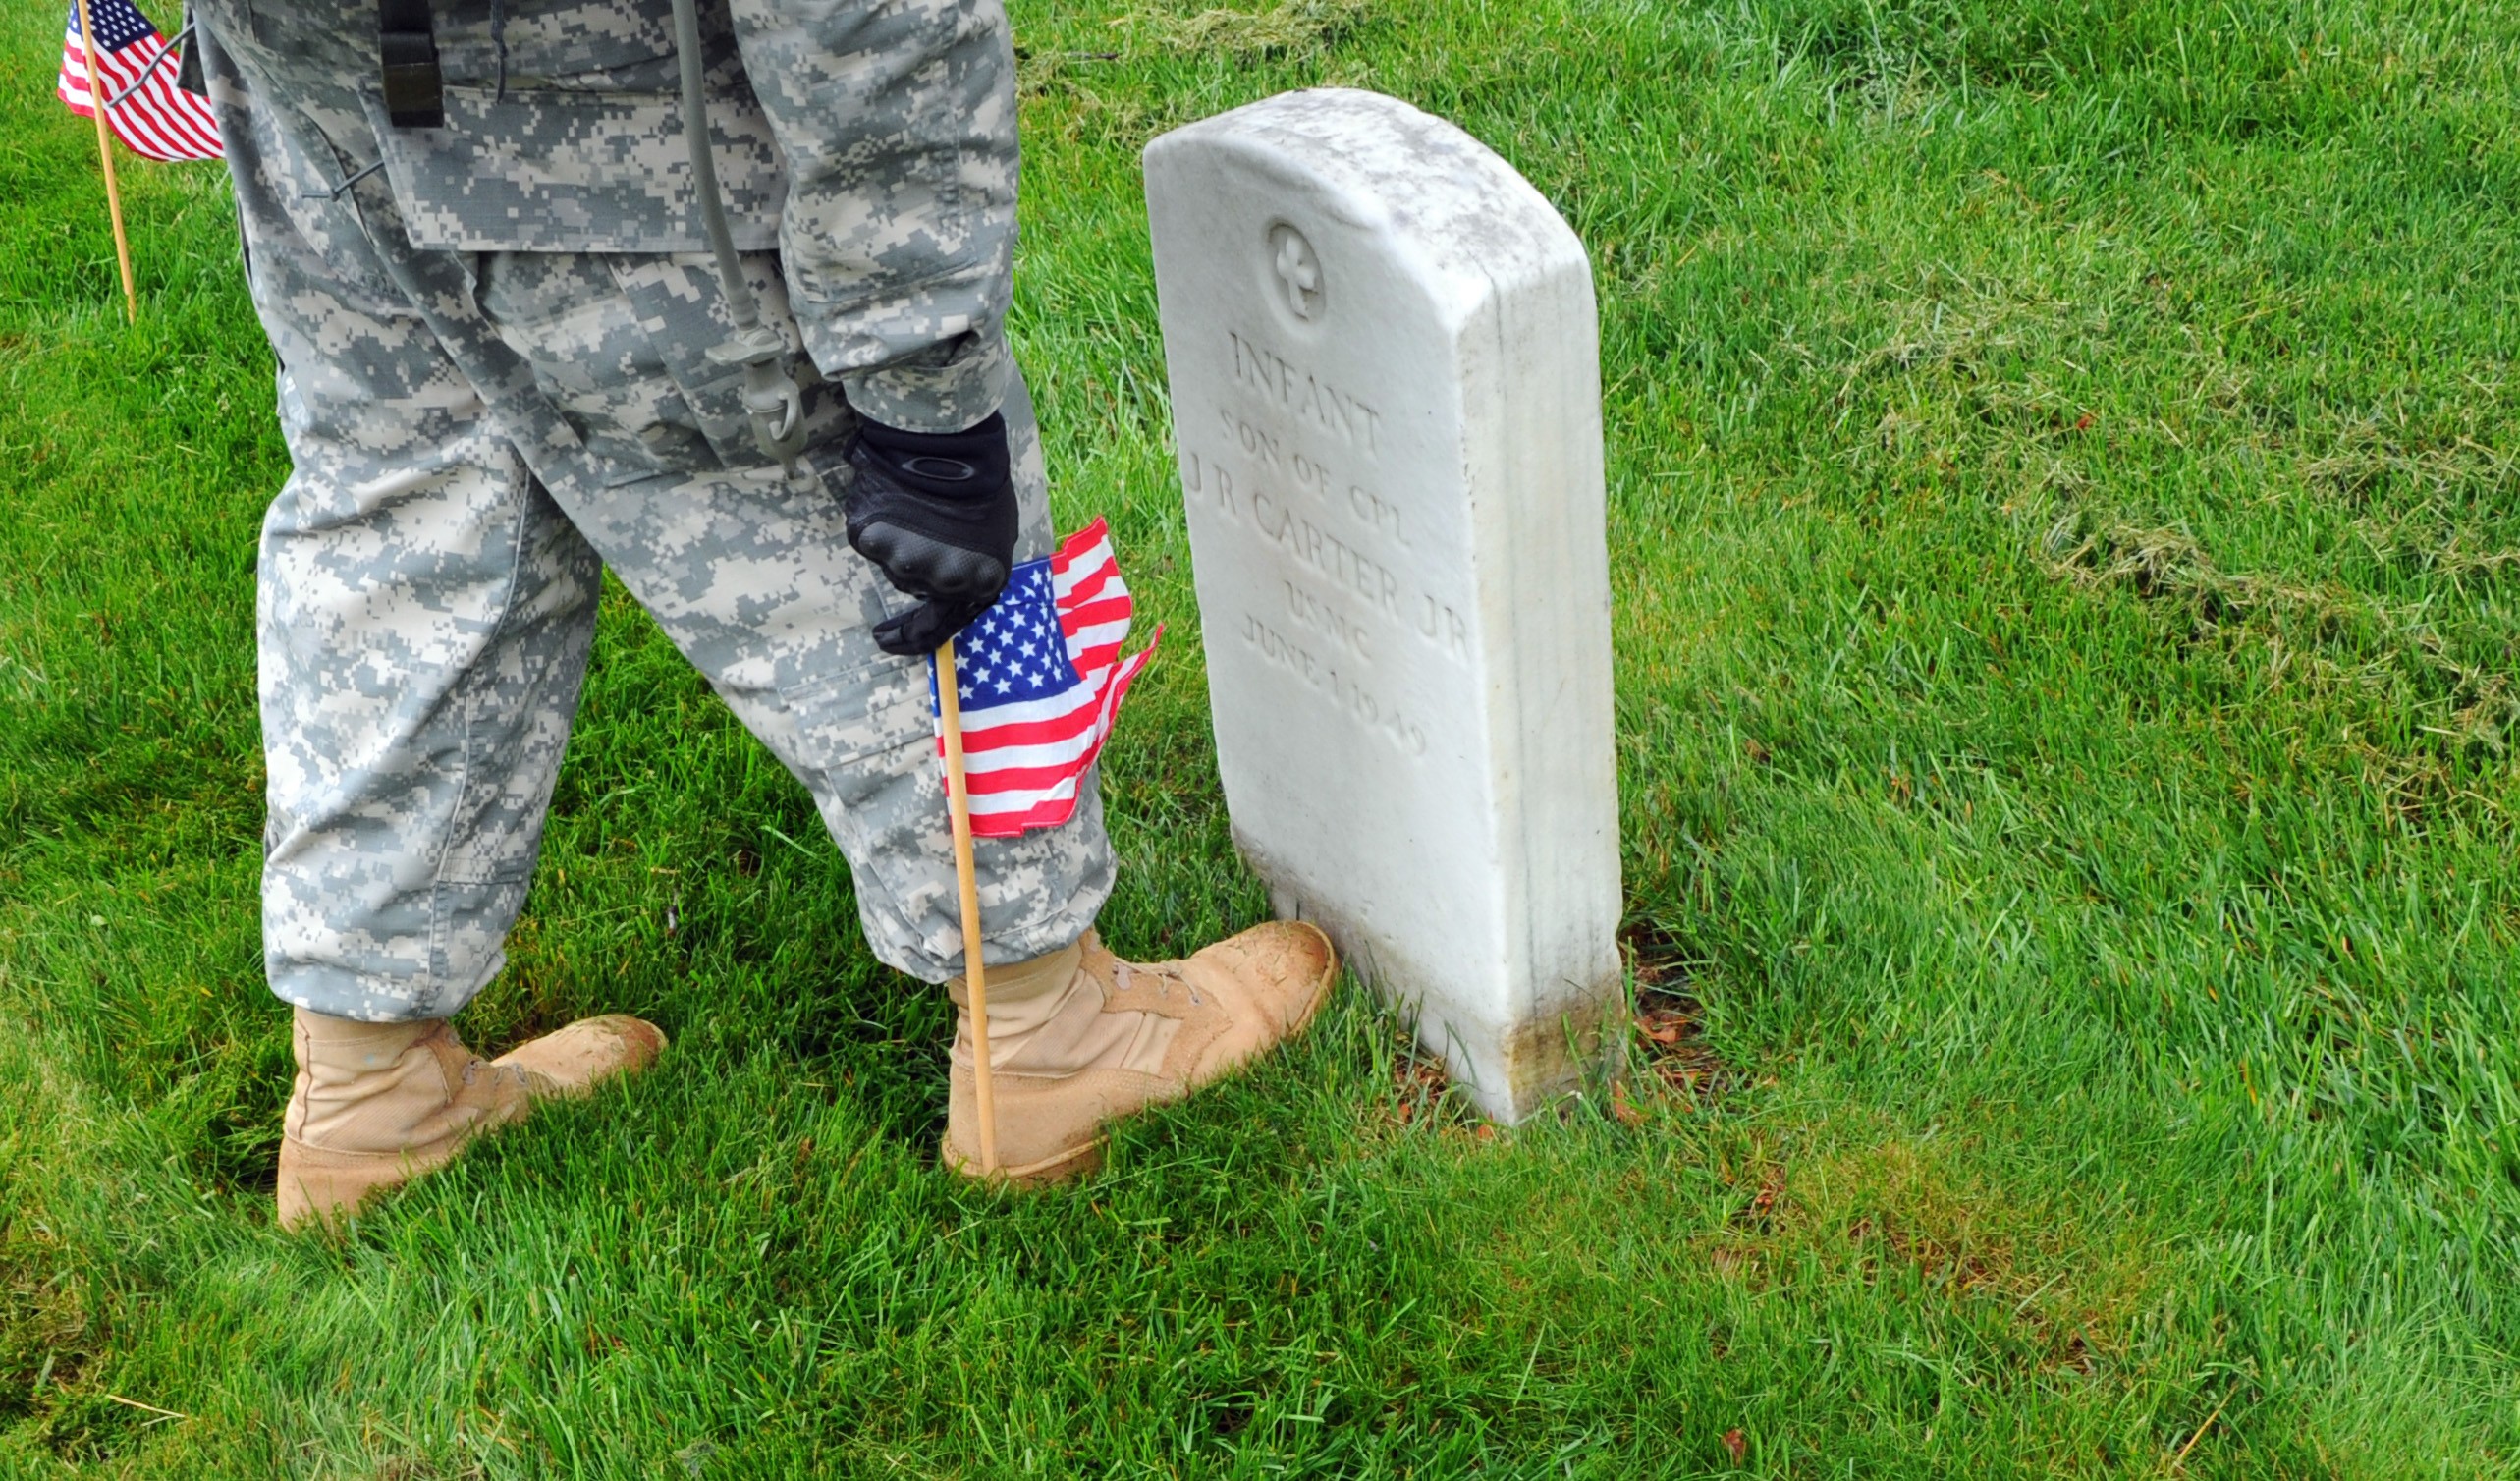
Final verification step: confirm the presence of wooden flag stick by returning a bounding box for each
[936,640,999,1175]
[74,0,137,324]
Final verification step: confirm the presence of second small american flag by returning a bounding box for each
[58,0,221,163]
[932,519,1160,838]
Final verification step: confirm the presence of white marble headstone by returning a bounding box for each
[1144,89,1621,1122]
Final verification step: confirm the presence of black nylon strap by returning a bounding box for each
[378,0,442,127]
[175,4,206,96]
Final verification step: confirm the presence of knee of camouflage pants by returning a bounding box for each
[257,393,605,1020]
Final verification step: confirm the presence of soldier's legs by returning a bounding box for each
[239,168,605,1021]
[224,127,1111,1003]
[460,249,1115,983]
[211,24,1325,1197]
[212,59,670,1228]
[452,254,1338,1184]
[259,411,601,1019]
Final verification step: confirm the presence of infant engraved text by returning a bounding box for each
[1230,330,1385,456]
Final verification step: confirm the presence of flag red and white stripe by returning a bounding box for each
[58,0,222,163]
[934,519,1161,837]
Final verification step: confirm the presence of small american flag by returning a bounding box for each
[59,0,222,163]
[935,519,1160,837]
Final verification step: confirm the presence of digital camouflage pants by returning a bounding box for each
[198,19,1114,1022]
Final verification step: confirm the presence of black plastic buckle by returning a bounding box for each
[378,0,442,128]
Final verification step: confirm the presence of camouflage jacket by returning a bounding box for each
[201,0,1020,429]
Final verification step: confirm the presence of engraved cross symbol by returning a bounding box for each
[1274,232,1319,320]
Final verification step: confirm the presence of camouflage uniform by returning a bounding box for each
[190,0,1114,1020]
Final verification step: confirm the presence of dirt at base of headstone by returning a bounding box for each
[1625,933,1736,1107]
[1635,989,1733,1101]
[1377,1036,1488,1139]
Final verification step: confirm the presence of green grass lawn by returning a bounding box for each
[5,0,2518,1473]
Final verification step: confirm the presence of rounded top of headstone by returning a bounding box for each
[1143,88,1589,328]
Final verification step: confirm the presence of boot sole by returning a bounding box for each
[1277,922,1339,1041]
[948,1136,1106,1187]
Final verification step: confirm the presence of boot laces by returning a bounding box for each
[1114,959,1201,1007]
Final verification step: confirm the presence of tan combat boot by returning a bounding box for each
[943,923,1337,1185]
[276,1007,665,1231]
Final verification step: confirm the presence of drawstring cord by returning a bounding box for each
[301,157,385,201]
[489,0,507,102]
[668,0,807,479]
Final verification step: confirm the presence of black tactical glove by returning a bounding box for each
[865,585,996,658]
[839,412,1019,657]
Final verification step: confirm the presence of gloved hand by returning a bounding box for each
[865,586,997,659]
[838,412,1018,657]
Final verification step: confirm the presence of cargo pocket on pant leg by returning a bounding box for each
[778,645,936,816]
